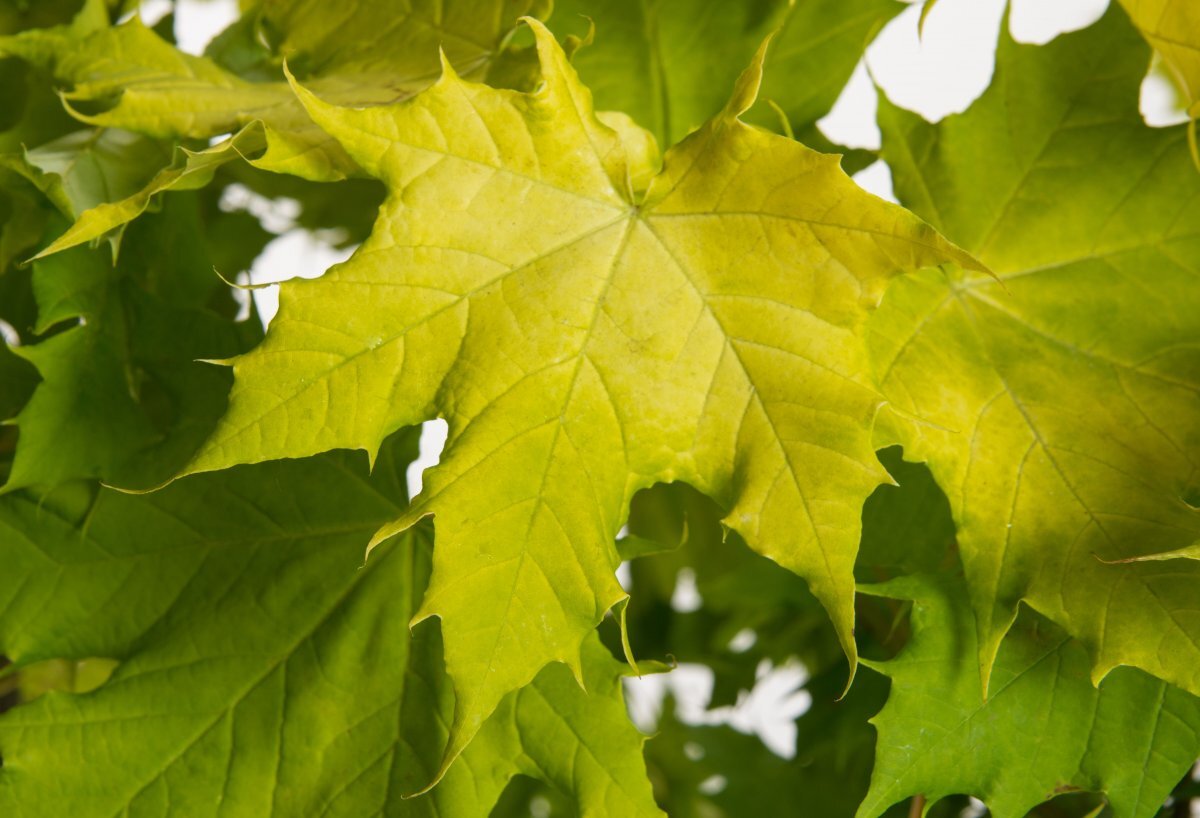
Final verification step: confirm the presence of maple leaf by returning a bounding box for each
[0,126,175,258]
[0,170,47,273]
[180,20,979,775]
[858,575,1200,818]
[0,36,78,267]
[550,0,901,149]
[2,203,263,493]
[869,5,1200,694]
[0,0,544,182]
[1118,0,1200,117]
[0,0,546,256]
[0,341,35,426]
[0,0,85,35]
[0,435,662,817]
[3,129,171,222]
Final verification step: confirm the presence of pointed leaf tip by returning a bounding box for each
[917,0,942,40]
[562,15,596,60]
[724,35,773,120]
[1096,542,1200,564]
[522,15,584,95]
[282,60,320,112]
[436,45,459,81]
[520,15,555,45]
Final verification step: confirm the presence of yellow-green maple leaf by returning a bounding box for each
[871,6,1200,695]
[1119,0,1200,117]
[183,21,978,774]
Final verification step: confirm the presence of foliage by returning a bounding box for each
[0,1,1197,816]
[872,4,1200,697]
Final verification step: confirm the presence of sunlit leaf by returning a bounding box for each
[1118,0,1200,116]
[870,3,1200,695]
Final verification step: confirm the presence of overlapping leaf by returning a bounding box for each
[0,0,544,180]
[1118,0,1200,116]
[0,0,546,255]
[0,126,173,257]
[20,123,272,261]
[179,20,978,774]
[0,341,35,428]
[0,38,78,154]
[870,5,1200,694]
[616,438,1200,817]
[858,443,1200,817]
[3,200,264,492]
[0,434,662,817]
[0,30,277,492]
[617,481,842,708]
[0,0,88,268]
[859,576,1200,818]
[550,0,901,151]
[0,171,45,272]
[0,0,95,37]
[4,2,1192,815]
[6,128,170,220]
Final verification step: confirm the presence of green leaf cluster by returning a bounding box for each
[1,1,1198,816]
